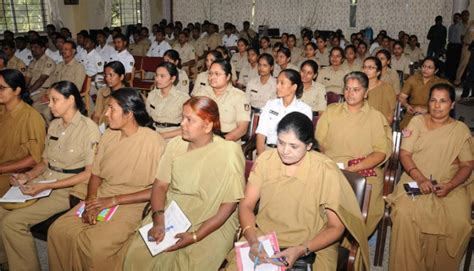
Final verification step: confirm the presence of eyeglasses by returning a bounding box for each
[362,65,377,70]
[422,65,435,69]
[0,85,11,91]
[344,87,364,93]
[208,72,226,77]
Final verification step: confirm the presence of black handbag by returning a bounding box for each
[279,249,316,271]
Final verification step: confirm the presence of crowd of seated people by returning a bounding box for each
[0,13,472,271]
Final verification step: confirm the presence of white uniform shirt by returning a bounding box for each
[256,98,312,144]
[110,49,135,73]
[15,48,33,66]
[222,34,239,48]
[146,40,172,57]
[83,49,104,77]
[75,45,87,64]
[96,44,115,63]
[46,48,62,64]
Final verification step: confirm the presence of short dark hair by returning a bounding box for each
[344,71,369,91]
[280,69,304,99]
[110,88,153,128]
[0,69,31,104]
[277,112,316,148]
[50,81,87,116]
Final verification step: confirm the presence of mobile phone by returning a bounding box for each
[271,256,289,267]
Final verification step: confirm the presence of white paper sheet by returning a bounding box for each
[0,179,56,203]
[408,181,419,189]
[337,163,345,169]
[139,200,192,256]
[238,239,279,271]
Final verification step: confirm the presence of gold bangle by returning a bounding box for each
[151,209,164,218]
[192,231,198,243]
[242,225,252,235]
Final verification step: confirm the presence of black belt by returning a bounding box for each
[266,144,277,148]
[154,121,180,128]
[48,163,85,174]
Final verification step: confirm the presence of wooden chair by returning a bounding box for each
[327,91,342,105]
[79,76,92,115]
[337,170,372,271]
[134,56,163,91]
[241,109,261,160]
[373,128,403,266]
[133,55,144,79]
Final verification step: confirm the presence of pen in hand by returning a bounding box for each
[254,242,262,270]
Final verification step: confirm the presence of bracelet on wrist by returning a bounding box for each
[151,209,164,219]
[242,225,253,236]
[192,231,198,243]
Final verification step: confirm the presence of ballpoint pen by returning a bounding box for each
[254,242,262,271]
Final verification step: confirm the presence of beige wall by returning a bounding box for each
[56,0,163,34]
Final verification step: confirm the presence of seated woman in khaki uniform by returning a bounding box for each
[363,56,397,124]
[273,47,299,77]
[230,38,248,75]
[298,42,318,68]
[192,50,223,95]
[92,61,127,128]
[387,83,473,271]
[0,69,45,191]
[357,41,369,62]
[343,45,362,72]
[259,36,272,55]
[316,72,392,236]
[287,34,304,64]
[193,59,250,142]
[146,62,189,140]
[163,50,190,94]
[316,47,350,98]
[215,46,238,84]
[398,57,448,129]
[229,112,369,270]
[272,42,284,60]
[236,47,259,90]
[299,60,327,114]
[124,96,245,270]
[1,81,100,271]
[245,53,277,110]
[376,49,401,94]
[47,88,166,271]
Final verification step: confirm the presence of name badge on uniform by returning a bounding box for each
[251,89,258,93]
[49,136,59,141]
[91,142,99,155]
[200,82,206,86]
[150,104,156,109]
[244,104,250,111]
[269,110,279,116]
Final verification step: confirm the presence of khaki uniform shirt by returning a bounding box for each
[259,48,272,55]
[207,33,222,50]
[404,46,424,63]
[237,62,259,86]
[0,101,45,165]
[128,39,151,57]
[44,111,101,198]
[173,42,196,64]
[193,84,250,133]
[146,86,189,133]
[177,68,190,94]
[93,87,112,125]
[315,48,330,67]
[316,66,350,95]
[289,47,304,64]
[341,58,362,72]
[381,68,401,94]
[273,63,299,78]
[245,76,277,109]
[301,82,327,112]
[401,73,448,107]
[239,29,257,41]
[230,52,248,73]
[25,54,56,90]
[46,58,86,90]
[91,127,165,197]
[191,71,209,95]
[391,54,411,75]
[367,82,397,121]
[6,56,27,73]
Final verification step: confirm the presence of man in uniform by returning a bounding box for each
[239,21,257,44]
[46,34,65,64]
[146,29,172,57]
[189,27,208,71]
[14,37,33,66]
[207,24,222,51]
[110,34,135,82]
[455,17,474,86]
[95,31,115,64]
[173,31,196,76]
[128,29,151,57]
[81,35,104,107]
[25,39,56,102]
[404,35,424,63]
[3,41,26,74]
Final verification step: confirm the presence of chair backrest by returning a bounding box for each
[396,70,404,88]
[341,170,367,212]
[312,112,320,133]
[244,110,260,141]
[392,101,402,132]
[326,91,341,105]
[142,56,163,73]
[133,55,143,70]
[244,160,254,183]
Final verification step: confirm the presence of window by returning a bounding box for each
[0,0,48,33]
[111,0,142,27]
